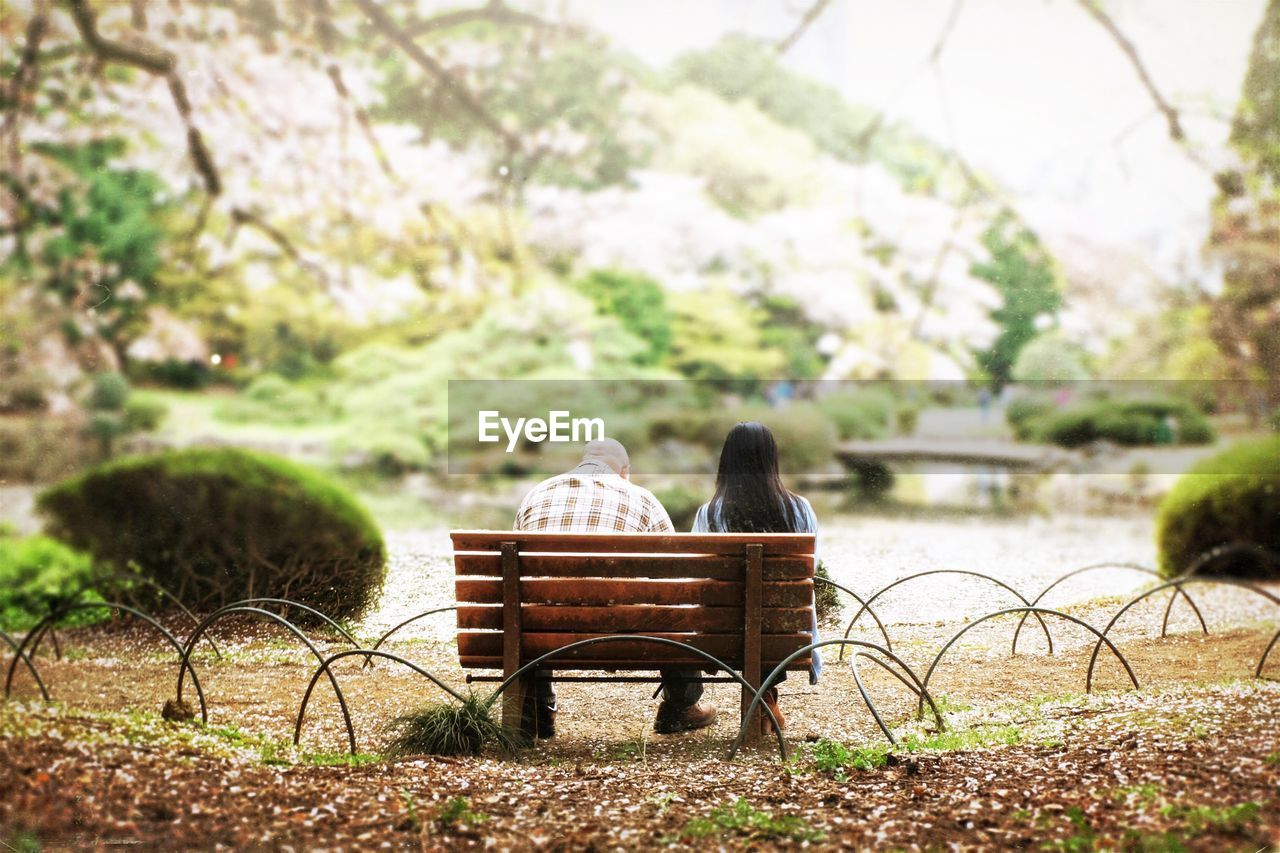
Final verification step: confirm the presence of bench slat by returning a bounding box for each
[457,631,811,664]
[457,605,813,634]
[454,553,813,581]
[459,657,812,671]
[455,578,813,608]
[450,531,815,555]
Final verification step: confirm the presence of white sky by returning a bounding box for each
[563,0,1265,273]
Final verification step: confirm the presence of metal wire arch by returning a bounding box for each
[919,607,1139,713]
[1010,563,1208,655]
[839,570,1055,661]
[363,606,458,668]
[293,649,468,752]
[728,638,946,761]
[4,601,207,720]
[812,576,893,651]
[1,628,49,702]
[173,605,355,750]
[1084,577,1280,692]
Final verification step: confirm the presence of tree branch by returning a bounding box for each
[66,0,173,74]
[777,0,833,54]
[65,0,222,195]
[350,0,519,153]
[229,207,330,286]
[326,65,396,181]
[406,0,569,37]
[1077,0,1184,142]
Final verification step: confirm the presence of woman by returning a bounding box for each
[692,421,822,733]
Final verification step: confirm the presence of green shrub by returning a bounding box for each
[86,412,128,455]
[137,358,211,390]
[331,428,430,476]
[727,404,836,474]
[0,371,48,413]
[816,390,894,440]
[1036,399,1215,448]
[574,269,674,366]
[1010,333,1090,382]
[814,560,842,627]
[0,535,96,631]
[1156,437,1280,578]
[895,401,921,436]
[122,394,168,432]
[847,458,895,502]
[88,371,131,411]
[0,417,92,482]
[38,448,386,619]
[1005,392,1055,440]
[652,482,705,530]
[215,375,326,426]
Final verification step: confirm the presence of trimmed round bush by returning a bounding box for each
[1156,437,1280,579]
[38,448,386,620]
[89,371,131,411]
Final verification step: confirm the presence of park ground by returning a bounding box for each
[2,514,1279,850]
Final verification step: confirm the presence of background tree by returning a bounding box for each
[970,210,1063,387]
[1206,0,1280,403]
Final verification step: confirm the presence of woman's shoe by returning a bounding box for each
[760,687,785,735]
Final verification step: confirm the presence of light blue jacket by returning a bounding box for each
[692,495,823,684]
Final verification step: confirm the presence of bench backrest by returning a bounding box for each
[451,531,815,672]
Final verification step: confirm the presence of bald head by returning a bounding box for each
[582,438,630,479]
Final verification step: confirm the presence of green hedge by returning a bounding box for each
[0,535,96,631]
[38,448,386,620]
[1156,437,1280,578]
[1033,398,1214,448]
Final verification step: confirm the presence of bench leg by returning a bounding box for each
[741,543,764,744]
[501,673,530,738]
[740,683,760,743]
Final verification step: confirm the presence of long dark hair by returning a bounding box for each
[710,421,800,533]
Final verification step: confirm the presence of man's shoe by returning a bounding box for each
[536,704,557,739]
[521,696,557,739]
[653,700,718,734]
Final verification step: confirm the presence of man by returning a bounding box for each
[514,438,718,737]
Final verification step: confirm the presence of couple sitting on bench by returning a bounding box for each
[513,421,823,738]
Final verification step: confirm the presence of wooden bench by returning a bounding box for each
[450,531,816,741]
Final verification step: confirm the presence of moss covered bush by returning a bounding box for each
[0,534,96,631]
[1156,437,1280,579]
[38,448,386,619]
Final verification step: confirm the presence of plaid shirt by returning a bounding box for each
[515,462,674,533]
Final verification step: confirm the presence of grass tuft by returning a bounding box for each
[386,693,523,757]
[681,798,824,843]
